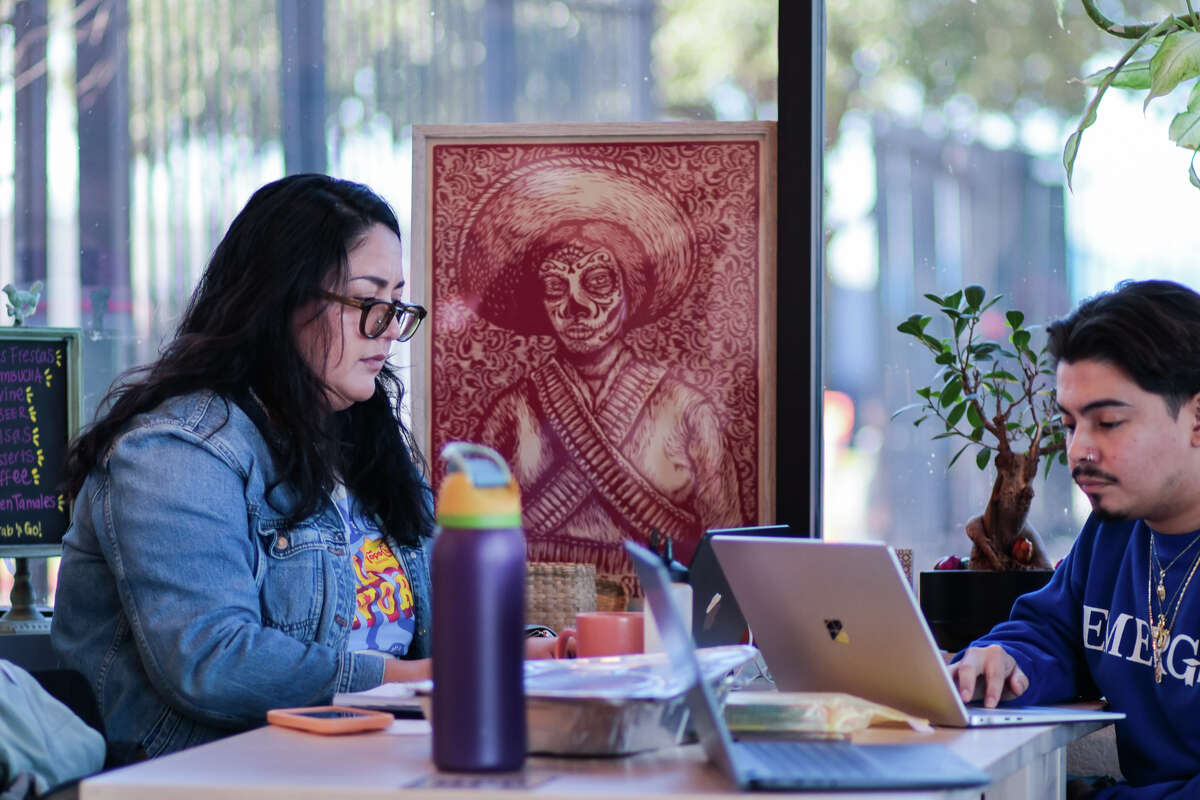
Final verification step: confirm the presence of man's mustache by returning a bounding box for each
[1072,464,1119,483]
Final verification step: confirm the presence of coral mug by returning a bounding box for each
[553,611,644,658]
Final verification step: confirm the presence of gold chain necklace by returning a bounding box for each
[1151,531,1200,604]
[1147,532,1200,683]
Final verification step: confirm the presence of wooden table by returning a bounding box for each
[80,716,1111,800]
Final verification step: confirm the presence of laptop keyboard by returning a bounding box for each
[736,739,888,780]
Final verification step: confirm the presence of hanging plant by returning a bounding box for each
[1059,0,1200,188]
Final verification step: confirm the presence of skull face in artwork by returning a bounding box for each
[538,242,629,357]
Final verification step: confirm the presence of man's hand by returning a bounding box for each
[948,645,1029,707]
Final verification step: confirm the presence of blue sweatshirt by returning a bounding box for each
[968,514,1200,798]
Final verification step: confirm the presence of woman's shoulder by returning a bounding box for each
[114,390,270,465]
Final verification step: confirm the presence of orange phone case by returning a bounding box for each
[266,705,394,735]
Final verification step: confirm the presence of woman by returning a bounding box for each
[50,174,539,763]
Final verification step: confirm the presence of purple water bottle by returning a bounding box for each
[432,442,526,772]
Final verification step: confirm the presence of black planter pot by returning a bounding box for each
[919,569,1055,653]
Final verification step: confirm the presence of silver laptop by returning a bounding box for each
[710,536,1126,728]
[626,540,990,792]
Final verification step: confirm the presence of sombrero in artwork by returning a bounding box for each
[454,156,697,336]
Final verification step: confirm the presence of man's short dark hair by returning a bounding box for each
[1047,279,1200,417]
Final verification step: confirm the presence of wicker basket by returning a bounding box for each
[526,562,598,633]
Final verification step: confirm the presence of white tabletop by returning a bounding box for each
[80,715,1110,800]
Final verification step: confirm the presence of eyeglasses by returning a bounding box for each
[321,290,427,341]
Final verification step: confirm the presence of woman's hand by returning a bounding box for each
[382,657,432,683]
[380,638,559,682]
[525,636,559,660]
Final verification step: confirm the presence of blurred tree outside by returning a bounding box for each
[652,1,1172,149]
[827,0,1096,147]
[653,0,778,119]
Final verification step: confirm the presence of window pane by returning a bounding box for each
[0,1,777,609]
[823,0,1200,575]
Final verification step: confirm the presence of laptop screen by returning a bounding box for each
[626,540,745,784]
[689,524,794,646]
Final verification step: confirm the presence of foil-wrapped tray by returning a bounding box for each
[415,645,758,756]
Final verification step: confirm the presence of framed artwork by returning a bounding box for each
[412,122,776,603]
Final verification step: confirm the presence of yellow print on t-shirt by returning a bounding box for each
[353,536,415,630]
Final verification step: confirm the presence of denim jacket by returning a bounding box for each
[50,391,434,761]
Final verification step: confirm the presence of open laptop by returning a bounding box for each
[710,536,1126,728]
[688,524,794,646]
[626,540,990,791]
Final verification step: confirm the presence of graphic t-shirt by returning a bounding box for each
[333,487,416,656]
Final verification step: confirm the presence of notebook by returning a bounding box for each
[710,536,1126,728]
[688,524,794,647]
[626,540,991,791]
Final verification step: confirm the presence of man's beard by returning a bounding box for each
[1073,464,1127,522]
[1091,506,1130,523]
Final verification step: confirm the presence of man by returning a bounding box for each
[950,280,1200,797]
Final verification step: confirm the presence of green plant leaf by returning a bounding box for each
[947,400,968,427]
[1168,81,1200,150]
[1065,17,1176,190]
[891,402,925,420]
[898,314,936,337]
[1192,151,1200,188]
[916,333,943,352]
[984,369,1019,382]
[966,403,985,429]
[1012,329,1032,351]
[970,426,984,442]
[953,316,967,338]
[939,376,962,407]
[916,386,933,400]
[963,285,985,309]
[935,351,956,366]
[976,448,991,470]
[1146,31,1200,111]
[913,415,928,427]
[1170,106,1200,149]
[947,443,972,470]
[944,289,963,309]
[1005,310,1025,329]
[924,293,944,306]
[1082,59,1153,89]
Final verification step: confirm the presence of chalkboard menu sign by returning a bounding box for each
[0,328,82,555]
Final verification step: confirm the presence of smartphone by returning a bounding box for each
[266,705,394,735]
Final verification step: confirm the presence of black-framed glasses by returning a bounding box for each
[321,290,427,341]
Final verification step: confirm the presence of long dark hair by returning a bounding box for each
[64,173,434,546]
[1047,279,1200,418]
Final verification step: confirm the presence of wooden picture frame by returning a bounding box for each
[412,123,776,600]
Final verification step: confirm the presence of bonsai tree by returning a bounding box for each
[895,286,1067,571]
[1061,0,1200,189]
